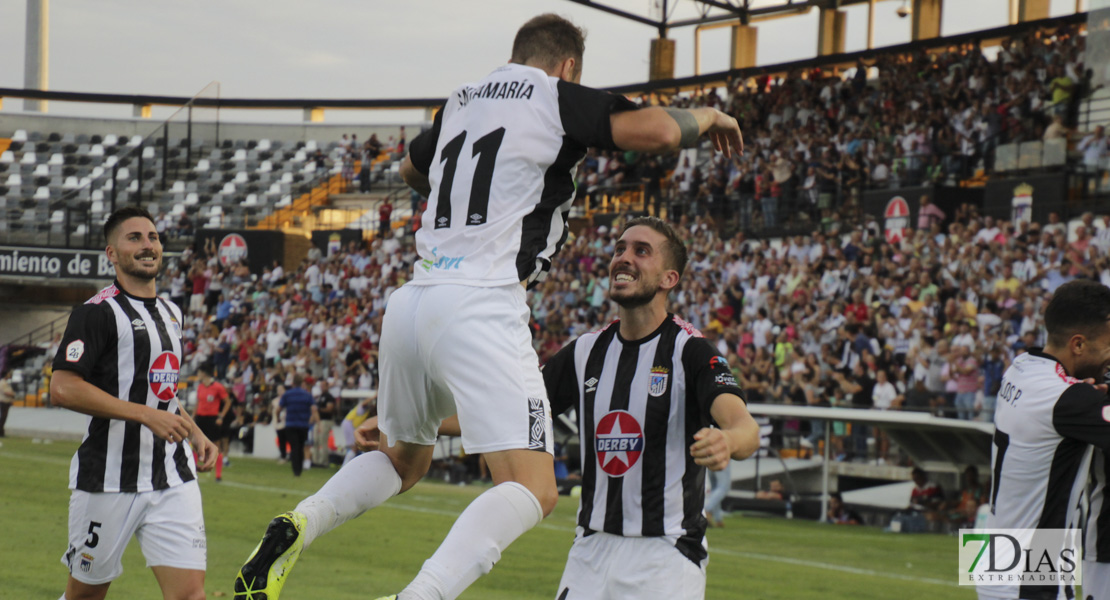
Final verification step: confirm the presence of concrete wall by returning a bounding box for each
[0,112,426,146]
[0,305,71,346]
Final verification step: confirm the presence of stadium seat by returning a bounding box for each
[257,139,272,151]
[292,150,307,163]
[195,159,210,173]
[63,176,80,190]
[21,152,36,165]
[142,146,156,160]
[233,149,248,161]
[33,187,49,201]
[276,195,292,208]
[12,130,28,143]
[244,194,258,207]
[259,160,273,173]
[0,151,13,164]
[185,192,199,206]
[48,153,64,166]
[32,164,49,178]
[128,135,143,147]
[305,140,318,151]
[103,134,119,146]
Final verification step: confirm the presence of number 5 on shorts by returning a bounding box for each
[85,521,102,548]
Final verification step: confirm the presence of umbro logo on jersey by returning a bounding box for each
[585,377,598,393]
[131,318,146,331]
[469,213,484,224]
[437,216,449,226]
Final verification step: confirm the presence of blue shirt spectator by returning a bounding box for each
[281,386,316,428]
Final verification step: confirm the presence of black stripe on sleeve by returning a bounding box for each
[115,298,151,493]
[555,80,638,151]
[542,339,579,416]
[408,105,444,175]
[602,341,640,535]
[73,303,118,493]
[1052,382,1110,451]
[578,326,618,531]
[641,322,676,536]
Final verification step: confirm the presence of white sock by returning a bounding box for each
[294,451,401,548]
[400,482,543,600]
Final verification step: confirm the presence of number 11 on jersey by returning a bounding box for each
[435,127,507,229]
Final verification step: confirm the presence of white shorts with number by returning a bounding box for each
[555,531,707,600]
[378,283,552,455]
[61,481,206,584]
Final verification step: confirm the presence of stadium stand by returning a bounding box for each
[1,16,1109,526]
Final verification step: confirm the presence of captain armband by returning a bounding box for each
[663,108,701,148]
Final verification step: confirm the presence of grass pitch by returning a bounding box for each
[0,437,970,599]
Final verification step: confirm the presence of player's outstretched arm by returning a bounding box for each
[611,107,743,157]
[52,369,192,444]
[690,393,760,470]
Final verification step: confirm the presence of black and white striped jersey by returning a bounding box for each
[543,315,744,565]
[52,281,196,493]
[407,63,637,288]
[984,349,1110,600]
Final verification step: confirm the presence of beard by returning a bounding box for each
[118,255,161,281]
[610,285,656,309]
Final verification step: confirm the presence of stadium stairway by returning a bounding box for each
[255,162,357,230]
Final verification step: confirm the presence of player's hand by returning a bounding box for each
[707,110,743,158]
[691,427,732,471]
[354,416,381,452]
[191,432,220,472]
[144,409,192,446]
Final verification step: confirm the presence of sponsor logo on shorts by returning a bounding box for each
[149,351,180,401]
[649,367,669,397]
[528,397,547,450]
[66,340,85,362]
[595,410,644,477]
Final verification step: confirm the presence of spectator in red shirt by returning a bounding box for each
[192,364,232,481]
[378,200,393,240]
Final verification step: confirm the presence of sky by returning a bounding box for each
[0,0,1089,124]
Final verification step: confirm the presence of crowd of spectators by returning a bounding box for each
[578,22,1103,232]
[127,22,1109,469]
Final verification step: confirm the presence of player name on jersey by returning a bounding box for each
[456,79,535,106]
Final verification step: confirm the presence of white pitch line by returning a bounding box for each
[711,547,958,587]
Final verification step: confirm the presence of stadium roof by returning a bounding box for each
[563,0,882,34]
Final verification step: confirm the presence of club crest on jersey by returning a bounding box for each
[149,352,180,401]
[649,367,669,397]
[595,410,644,477]
[170,318,182,339]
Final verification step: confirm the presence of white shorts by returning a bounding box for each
[61,481,206,584]
[378,283,552,455]
[555,532,706,600]
[1086,560,1110,600]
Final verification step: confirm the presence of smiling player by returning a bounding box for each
[51,206,218,600]
[542,216,760,600]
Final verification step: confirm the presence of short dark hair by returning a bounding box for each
[1045,279,1110,347]
[620,216,688,278]
[103,206,156,243]
[511,14,585,76]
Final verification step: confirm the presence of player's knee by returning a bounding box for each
[536,484,559,517]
